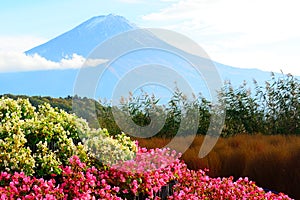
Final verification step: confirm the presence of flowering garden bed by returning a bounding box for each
[0,98,294,199]
[0,148,293,199]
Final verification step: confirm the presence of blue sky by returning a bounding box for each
[0,0,169,38]
[0,0,299,75]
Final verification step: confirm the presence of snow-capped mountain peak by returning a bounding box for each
[25,14,136,62]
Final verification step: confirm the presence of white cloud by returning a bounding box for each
[0,35,108,73]
[0,51,108,73]
[213,49,300,76]
[84,57,109,67]
[143,0,300,37]
[142,0,300,76]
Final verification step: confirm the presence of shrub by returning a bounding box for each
[83,129,137,165]
[0,97,137,177]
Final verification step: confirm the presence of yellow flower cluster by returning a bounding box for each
[83,129,137,165]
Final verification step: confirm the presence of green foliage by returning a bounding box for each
[219,73,299,136]
[112,73,299,137]
[256,73,300,134]
[0,98,89,176]
[0,98,137,177]
[2,72,299,137]
[83,129,137,165]
[220,81,263,136]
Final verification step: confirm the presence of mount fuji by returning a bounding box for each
[0,14,287,99]
[25,14,137,62]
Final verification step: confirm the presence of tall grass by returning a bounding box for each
[115,72,299,137]
[135,134,300,199]
[3,73,299,137]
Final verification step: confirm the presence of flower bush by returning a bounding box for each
[168,167,292,200]
[83,129,137,166]
[0,98,90,176]
[0,98,137,177]
[0,156,121,199]
[0,153,293,199]
[104,147,184,198]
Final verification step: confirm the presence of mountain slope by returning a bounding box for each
[0,14,296,99]
[25,14,136,62]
